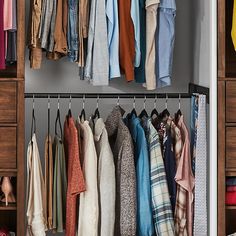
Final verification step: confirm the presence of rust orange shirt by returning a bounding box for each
[118,0,135,82]
[64,117,86,236]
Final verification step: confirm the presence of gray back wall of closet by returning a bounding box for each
[25,1,210,234]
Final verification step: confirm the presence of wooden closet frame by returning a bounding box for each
[217,0,236,235]
[0,0,25,234]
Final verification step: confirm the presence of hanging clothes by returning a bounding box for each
[143,118,175,236]
[77,120,99,236]
[193,94,207,236]
[106,0,120,79]
[156,0,176,88]
[67,0,79,62]
[134,0,146,83]
[175,115,195,236]
[162,121,177,213]
[28,0,43,69]
[0,0,5,69]
[190,95,198,175]
[26,134,47,236]
[6,31,17,64]
[53,0,68,56]
[232,0,236,50]
[64,116,86,236]
[94,118,116,236]
[125,115,154,236]
[144,0,159,90]
[84,0,109,85]
[118,0,135,82]
[105,106,136,236]
[44,135,53,230]
[131,0,141,68]
[78,0,89,68]
[52,135,67,233]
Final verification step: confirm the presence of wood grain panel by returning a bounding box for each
[218,0,225,77]
[218,81,226,236]
[16,81,25,236]
[226,81,236,122]
[226,127,236,168]
[0,82,17,123]
[0,127,16,169]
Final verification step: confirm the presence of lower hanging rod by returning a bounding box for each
[24,93,192,99]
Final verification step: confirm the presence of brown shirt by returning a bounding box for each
[118,0,135,82]
[44,135,53,230]
[64,117,86,236]
[28,0,42,69]
[105,106,136,236]
[54,0,68,55]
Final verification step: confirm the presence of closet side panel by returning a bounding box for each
[218,80,226,236]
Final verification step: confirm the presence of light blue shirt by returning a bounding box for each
[106,0,120,79]
[156,0,176,88]
[131,0,141,67]
[126,115,154,236]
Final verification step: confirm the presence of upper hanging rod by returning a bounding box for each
[24,92,192,99]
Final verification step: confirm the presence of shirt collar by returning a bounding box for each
[94,118,105,141]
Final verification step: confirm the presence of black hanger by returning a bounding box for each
[175,94,182,123]
[67,95,72,118]
[80,95,86,121]
[151,95,159,119]
[30,95,36,139]
[160,94,170,120]
[139,96,149,119]
[130,96,137,117]
[55,95,63,138]
[92,95,100,121]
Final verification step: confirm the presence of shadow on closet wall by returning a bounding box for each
[192,0,210,88]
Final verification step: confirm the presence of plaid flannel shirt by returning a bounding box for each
[144,119,175,236]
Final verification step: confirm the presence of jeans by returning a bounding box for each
[67,0,78,62]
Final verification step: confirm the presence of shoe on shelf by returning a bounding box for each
[1,177,16,206]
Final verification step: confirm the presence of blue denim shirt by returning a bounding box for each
[67,0,79,62]
[156,0,176,87]
[106,0,120,79]
[125,115,154,236]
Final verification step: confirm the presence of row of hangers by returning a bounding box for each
[30,94,183,139]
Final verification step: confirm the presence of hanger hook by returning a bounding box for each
[83,94,85,110]
[57,95,60,110]
[144,95,146,110]
[165,94,168,109]
[69,94,72,110]
[48,95,50,109]
[96,95,99,109]
[133,96,136,109]
[178,94,181,110]
[33,94,35,110]
[117,95,120,106]
[154,95,157,109]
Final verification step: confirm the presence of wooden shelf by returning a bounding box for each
[226,205,236,210]
[0,169,17,177]
[0,203,16,211]
[226,169,236,177]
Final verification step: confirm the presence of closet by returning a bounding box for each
[0,0,25,234]
[218,0,236,235]
[0,0,214,235]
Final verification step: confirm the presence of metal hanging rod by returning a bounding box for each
[24,92,193,99]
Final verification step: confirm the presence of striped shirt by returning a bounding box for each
[143,119,175,236]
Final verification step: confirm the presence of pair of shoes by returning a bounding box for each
[0,177,16,206]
